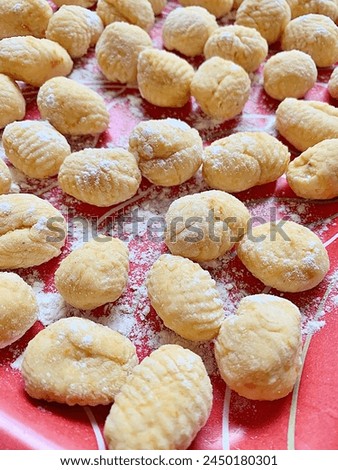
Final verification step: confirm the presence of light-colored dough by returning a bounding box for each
[276,98,338,151]
[3,120,71,179]
[37,77,109,136]
[58,148,141,207]
[286,0,338,21]
[137,49,195,107]
[0,160,12,195]
[96,0,155,31]
[215,294,302,401]
[204,25,268,73]
[191,57,251,120]
[203,132,290,192]
[96,22,153,84]
[149,0,167,15]
[0,74,25,129]
[328,68,338,99]
[21,317,138,406]
[178,0,233,18]
[237,220,330,292]
[147,254,224,341]
[104,344,212,449]
[55,237,129,310]
[287,139,338,200]
[86,10,104,46]
[53,0,97,6]
[0,193,67,269]
[165,190,250,262]
[129,118,202,186]
[0,272,38,349]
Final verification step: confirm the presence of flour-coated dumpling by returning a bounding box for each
[165,190,250,262]
[204,25,268,73]
[0,273,38,349]
[149,0,167,15]
[286,0,338,21]
[0,193,67,269]
[96,0,155,31]
[178,0,233,18]
[191,57,250,120]
[129,118,203,186]
[21,317,138,406]
[203,132,290,192]
[237,221,330,292]
[0,74,26,129]
[37,77,109,136]
[328,68,338,99]
[147,254,224,341]
[287,139,338,200]
[104,344,212,449]
[3,120,71,179]
[215,294,302,401]
[0,160,12,195]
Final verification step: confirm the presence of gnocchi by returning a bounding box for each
[178,0,233,18]
[96,0,155,31]
[286,0,338,21]
[149,0,167,15]
[0,74,26,129]
[0,160,12,195]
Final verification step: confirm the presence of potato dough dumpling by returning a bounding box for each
[96,22,153,84]
[178,0,233,18]
[104,344,212,449]
[0,193,67,269]
[286,0,338,21]
[37,77,109,136]
[215,294,302,401]
[129,118,203,186]
[276,98,338,151]
[328,68,338,99]
[191,57,250,120]
[21,317,138,406]
[0,160,12,195]
[0,36,73,87]
[147,254,224,341]
[55,237,129,310]
[0,75,25,129]
[149,0,167,15]
[137,49,195,108]
[96,0,155,31]
[163,6,218,57]
[263,50,317,100]
[3,120,71,179]
[165,190,250,262]
[204,25,268,73]
[0,273,38,349]
[58,148,141,207]
[281,14,338,67]
[203,132,290,193]
[287,139,338,200]
[237,221,330,292]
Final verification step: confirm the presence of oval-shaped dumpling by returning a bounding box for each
[96,0,155,30]
[178,0,233,18]
[0,74,26,129]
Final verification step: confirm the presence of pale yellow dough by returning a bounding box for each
[165,190,250,262]
[104,344,212,449]
[96,22,153,84]
[96,0,155,31]
[147,254,224,341]
[287,139,338,200]
[0,193,67,269]
[204,25,268,73]
[191,57,251,120]
[215,294,302,401]
[53,0,97,6]
[21,317,138,406]
[37,77,109,136]
[0,0,53,40]
[55,237,129,310]
[0,74,26,129]
[264,50,317,100]
[149,0,167,15]
[0,272,38,349]
[276,98,338,151]
[58,148,141,207]
[0,160,12,195]
[129,118,203,186]
[286,0,338,21]
[0,36,73,87]
[281,14,338,67]
[178,0,233,18]
[137,49,195,108]
[203,132,290,193]
[328,68,338,99]
[163,7,218,57]
[3,120,71,179]
[237,221,330,292]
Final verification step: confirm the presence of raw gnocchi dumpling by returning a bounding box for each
[215,294,302,401]
[178,0,233,18]
[286,0,338,21]
[237,221,330,292]
[0,193,67,269]
[55,237,129,310]
[165,190,250,262]
[0,74,25,129]
[149,0,167,15]
[58,148,141,207]
[2,120,71,179]
[0,160,12,195]
[21,317,138,406]
[129,118,203,186]
[147,254,224,341]
[37,77,109,136]
[104,344,213,449]
[203,132,290,193]
[96,0,155,31]
[328,68,338,99]
[0,36,73,87]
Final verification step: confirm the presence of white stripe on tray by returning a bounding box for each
[222,386,232,450]
[84,407,106,450]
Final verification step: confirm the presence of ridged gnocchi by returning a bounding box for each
[104,344,213,449]
[286,0,338,21]
[0,74,26,129]
[0,160,12,195]
[328,68,338,99]
[96,0,155,31]
[149,0,167,15]
[178,0,233,18]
